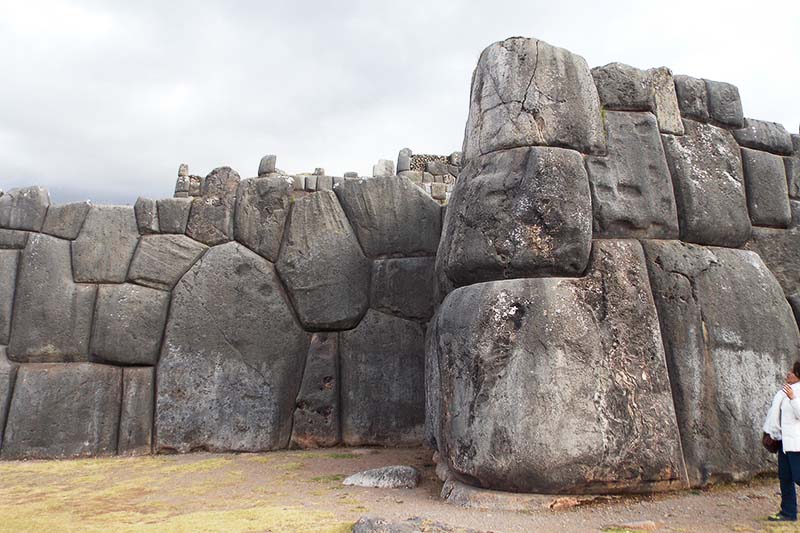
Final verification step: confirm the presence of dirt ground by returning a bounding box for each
[0,446,798,532]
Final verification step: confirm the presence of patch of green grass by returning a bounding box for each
[309,474,345,483]
[326,453,357,459]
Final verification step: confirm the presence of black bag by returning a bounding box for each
[763,432,780,454]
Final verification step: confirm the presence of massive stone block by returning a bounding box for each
[661,119,751,247]
[341,309,425,446]
[334,176,442,258]
[462,37,605,160]
[186,167,240,246]
[0,229,29,249]
[276,191,370,330]
[234,176,292,262]
[72,205,140,283]
[290,333,340,449]
[431,240,686,494]
[127,234,207,291]
[704,79,744,129]
[591,62,653,111]
[642,241,799,486]
[42,201,91,239]
[744,227,800,297]
[90,283,170,366]
[118,367,154,456]
[740,148,791,228]
[673,75,708,122]
[0,347,17,448]
[733,118,794,155]
[437,146,591,288]
[156,242,309,453]
[585,111,679,238]
[647,67,684,135]
[8,234,96,362]
[371,257,436,321]
[0,186,50,231]
[134,197,159,234]
[156,197,192,234]
[0,250,18,344]
[1,363,122,459]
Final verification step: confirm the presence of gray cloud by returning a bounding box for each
[1,0,798,204]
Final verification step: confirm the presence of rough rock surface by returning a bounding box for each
[156,242,309,453]
[8,234,96,362]
[744,227,800,297]
[72,205,140,283]
[340,309,425,446]
[343,466,421,489]
[646,67,684,135]
[432,240,686,494]
[186,167,240,245]
[425,320,442,449]
[463,37,605,160]
[642,240,799,486]
[334,177,442,258]
[437,146,591,288]
[1,363,122,459]
[673,75,709,121]
[0,347,17,447]
[118,367,154,456]
[352,516,479,533]
[0,186,50,231]
[41,201,91,239]
[277,191,370,330]
[234,176,292,261]
[591,62,653,111]
[373,159,395,178]
[127,234,208,290]
[134,197,159,234]
[704,79,744,129]
[371,257,436,321]
[787,156,800,200]
[258,154,277,176]
[585,111,678,238]
[0,250,18,344]
[661,119,751,247]
[740,148,790,228]
[0,229,29,249]
[733,118,794,155]
[156,197,192,233]
[90,283,170,366]
[290,333,340,449]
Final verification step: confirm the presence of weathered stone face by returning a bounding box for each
[340,309,425,446]
[673,75,709,121]
[740,148,791,228]
[371,257,436,321]
[432,240,687,494]
[334,176,442,258]
[72,205,140,283]
[118,367,154,456]
[1,363,122,459]
[127,234,208,291]
[134,197,159,234]
[157,197,193,233]
[290,332,340,449]
[234,177,292,262]
[0,186,50,231]
[646,67,684,135]
[585,111,679,238]
[42,201,91,239]
[0,229,29,249]
[90,283,170,366]
[8,234,96,362]
[156,242,309,453]
[438,146,591,288]
[661,119,751,247]
[463,37,605,160]
[0,347,17,447]
[704,79,744,129]
[185,167,240,246]
[733,118,794,155]
[591,62,654,111]
[642,240,799,486]
[276,191,370,330]
[0,250,18,344]
[744,227,800,297]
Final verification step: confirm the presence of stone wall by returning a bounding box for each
[1,34,800,500]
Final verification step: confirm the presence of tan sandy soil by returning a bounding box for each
[0,446,797,532]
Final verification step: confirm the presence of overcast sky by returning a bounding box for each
[1,0,798,204]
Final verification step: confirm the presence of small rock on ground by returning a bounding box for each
[343,465,421,489]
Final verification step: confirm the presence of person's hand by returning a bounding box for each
[785,384,796,400]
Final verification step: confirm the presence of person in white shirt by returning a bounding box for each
[764,361,800,522]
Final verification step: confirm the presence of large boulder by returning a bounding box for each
[156,242,309,453]
[290,333,340,449]
[156,197,192,233]
[463,37,605,160]
[0,250,18,344]
[134,197,159,234]
[90,283,170,366]
[0,186,50,231]
[661,119,751,247]
[276,191,370,330]
[744,227,800,297]
[431,240,686,494]
[0,347,17,448]
[646,67,684,135]
[740,148,791,228]
[704,79,744,129]
[585,111,679,238]
[118,367,154,456]
[0,229,29,249]
[41,201,91,239]
[185,167,240,245]
[1,363,122,459]
[642,240,800,486]
[127,234,208,291]
[8,234,96,362]
[334,176,442,258]
[733,118,794,155]
[340,309,425,446]
[437,146,591,288]
[591,62,654,111]
[234,177,292,262]
[72,205,140,283]
[673,75,709,122]
[343,466,421,489]
[371,257,436,321]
